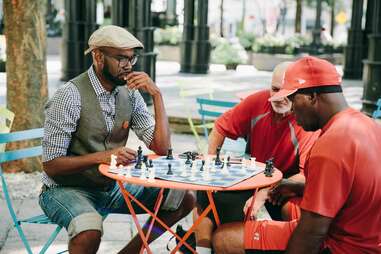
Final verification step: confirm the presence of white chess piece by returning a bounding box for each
[240,158,247,172]
[180,160,188,177]
[140,163,147,179]
[221,155,229,175]
[250,157,257,171]
[148,167,155,182]
[203,166,211,181]
[110,154,118,170]
[124,166,132,178]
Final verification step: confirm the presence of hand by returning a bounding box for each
[243,188,270,219]
[103,146,137,166]
[126,71,161,97]
[268,179,301,206]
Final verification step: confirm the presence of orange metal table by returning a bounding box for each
[99,160,282,254]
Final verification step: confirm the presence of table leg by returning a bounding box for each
[139,188,164,254]
[117,181,194,252]
[171,206,212,254]
[244,188,259,222]
[206,191,220,226]
[117,181,152,254]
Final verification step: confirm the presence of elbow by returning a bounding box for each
[43,161,57,177]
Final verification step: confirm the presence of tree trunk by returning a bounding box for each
[220,0,224,37]
[295,0,302,33]
[330,0,335,36]
[3,0,48,172]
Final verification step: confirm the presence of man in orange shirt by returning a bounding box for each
[212,56,381,254]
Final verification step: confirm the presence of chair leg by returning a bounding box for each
[39,225,63,254]
[14,222,33,254]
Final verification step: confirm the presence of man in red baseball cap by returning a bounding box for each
[211,56,381,254]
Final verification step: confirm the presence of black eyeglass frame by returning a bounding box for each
[101,50,139,67]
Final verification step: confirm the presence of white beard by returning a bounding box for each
[271,101,292,114]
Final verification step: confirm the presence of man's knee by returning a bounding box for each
[212,223,245,254]
[70,230,101,253]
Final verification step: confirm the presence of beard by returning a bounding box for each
[271,100,292,114]
[102,63,126,87]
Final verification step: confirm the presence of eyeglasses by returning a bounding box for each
[101,51,139,66]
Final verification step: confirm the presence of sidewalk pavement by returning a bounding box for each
[0,52,364,253]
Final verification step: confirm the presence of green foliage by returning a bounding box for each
[238,31,256,51]
[154,26,182,46]
[211,39,248,65]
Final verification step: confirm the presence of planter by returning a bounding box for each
[225,63,238,70]
[156,45,180,62]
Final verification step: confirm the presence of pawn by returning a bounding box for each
[167,163,173,175]
[166,148,174,160]
[200,160,205,171]
[148,167,155,182]
[227,156,231,167]
[215,147,222,166]
[143,155,149,168]
[185,153,192,165]
[149,159,153,168]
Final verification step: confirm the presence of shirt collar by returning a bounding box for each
[87,66,119,97]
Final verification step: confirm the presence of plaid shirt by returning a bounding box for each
[42,66,155,187]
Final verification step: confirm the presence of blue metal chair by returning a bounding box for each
[0,128,64,254]
[372,98,381,119]
[196,98,247,155]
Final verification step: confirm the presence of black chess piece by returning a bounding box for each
[143,155,149,168]
[264,158,274,177]
[166,148,174,160]
[149,159,153,168]
[135,146,143,169]
[200,160,205,171]
[185,153,192,165]
[167,164,173,175]
[215,147,222,166]
[191,153,196,161]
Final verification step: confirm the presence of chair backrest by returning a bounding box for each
[196,98,238,138]
[178,83,215,152]
[372,99,381,119]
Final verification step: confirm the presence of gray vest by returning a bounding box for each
[52,72,133,190]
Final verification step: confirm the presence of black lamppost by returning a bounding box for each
[311,0,322,54]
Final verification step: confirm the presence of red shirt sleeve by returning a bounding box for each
[214,91,266,140]
[300,140,354,218]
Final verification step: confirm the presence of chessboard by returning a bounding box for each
[108,156,265,188]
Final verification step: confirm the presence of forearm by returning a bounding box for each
[149,92,170,155]
[207,128,225,154]
[288,173,305,184]
[286,210,331,254]
[43,151,108,177]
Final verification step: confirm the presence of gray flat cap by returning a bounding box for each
[84,25,144,55]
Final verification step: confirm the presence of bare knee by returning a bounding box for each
[69,230,101,254]
[212,223,245,254]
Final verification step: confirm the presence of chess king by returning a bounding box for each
[39,25,195,253]
[194,61,320,253]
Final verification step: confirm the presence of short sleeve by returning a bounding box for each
[300,145,354,218]
[214,92,265,139]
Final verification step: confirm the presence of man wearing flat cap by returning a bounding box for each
[39,25,195,253]
[210,56,381,254]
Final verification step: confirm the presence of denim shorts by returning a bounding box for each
[39,183,185,239]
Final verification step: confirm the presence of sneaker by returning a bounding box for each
[167,224,196,254]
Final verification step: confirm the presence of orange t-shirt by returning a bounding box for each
[301,108,381,253]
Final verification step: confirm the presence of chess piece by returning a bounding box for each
[185,153,192,165]
[135,146,143,169]
[241,158,247,172]
[143,155,149,168]
[200,160,205,171]
[167,164,173,175]
[166,148,174,160]
[250,157,256,171]
[202,166,211,181]
[215,147,222,166]
[221,155,229,175]
[264,158,274,177]
[149,159,153,168]
[110,154,117,169]
[139,163,147,179]
[125,167,131,178]
[227,156,231,167]
[191,161,197,173]
[148,167,155,182]
[191,153,196,161]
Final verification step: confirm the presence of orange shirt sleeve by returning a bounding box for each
[300,141,354,218]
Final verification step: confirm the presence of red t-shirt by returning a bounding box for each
[215,90,318,176]
[301,108,381,253]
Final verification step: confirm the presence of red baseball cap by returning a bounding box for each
[269,56,342,101]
